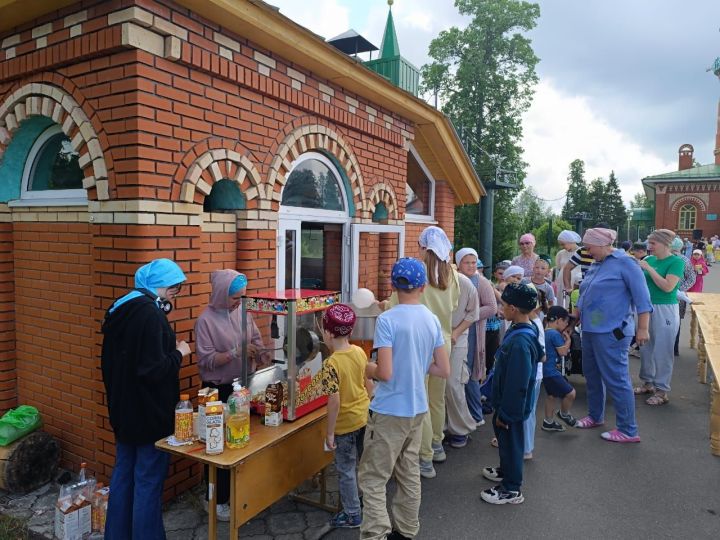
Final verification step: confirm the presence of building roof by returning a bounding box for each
[641,163,720,200]
[0,0,484,203]
[643,164,720,183]
[327,30,378,56]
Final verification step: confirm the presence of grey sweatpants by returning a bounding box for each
[639,303,680,392]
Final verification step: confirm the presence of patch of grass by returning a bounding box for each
[0,514,29,540]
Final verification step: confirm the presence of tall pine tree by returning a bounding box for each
[586,177,607,226]
[605,171,628,237]
[561,159,588,221]
[422,0,540,263]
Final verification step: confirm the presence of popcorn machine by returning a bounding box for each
[241,289,341,421]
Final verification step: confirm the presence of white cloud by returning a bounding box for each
[271,0,351,40]
[522,79,677,211]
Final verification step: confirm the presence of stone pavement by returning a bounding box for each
[0,464,341,539]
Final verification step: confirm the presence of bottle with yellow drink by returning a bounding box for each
[226,379,250,449]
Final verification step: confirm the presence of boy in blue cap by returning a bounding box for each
[358,258,449,540]
[481,283,544,505]
[102,258,191,539]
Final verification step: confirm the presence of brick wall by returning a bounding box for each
[13,221,94,472]
[0,216,14,411]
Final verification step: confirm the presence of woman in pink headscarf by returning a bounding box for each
[511,233,539,277]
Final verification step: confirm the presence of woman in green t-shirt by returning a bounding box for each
[636,229,684,405]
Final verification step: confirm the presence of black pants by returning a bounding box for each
[202,381,234,504]
[493,414,524,492]
[485,329,500,372]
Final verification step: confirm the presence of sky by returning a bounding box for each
[269,0,720,210]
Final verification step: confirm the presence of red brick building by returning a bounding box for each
[0,0,481,497]
[643,142,720,239]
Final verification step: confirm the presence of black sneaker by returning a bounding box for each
[542,419,566,432]
[557,411,577,428]
[482,467,503,482]
[480,485,524,505]
[387,530,412,540]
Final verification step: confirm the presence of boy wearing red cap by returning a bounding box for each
[321,303,372,529]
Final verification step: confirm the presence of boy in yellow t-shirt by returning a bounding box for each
[321,303,372,529]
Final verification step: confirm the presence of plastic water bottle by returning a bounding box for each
[226,380,250,448]
[174,394,194,442]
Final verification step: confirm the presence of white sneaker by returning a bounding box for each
[203,500,230,522]
[216,503,230,522]
[475,418,486,428]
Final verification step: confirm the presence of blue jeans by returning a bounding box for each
[465,324,484,421]
[335,426,365,516]
[583,332,638,436]
[105,442,170,540]
[523,379,542,454]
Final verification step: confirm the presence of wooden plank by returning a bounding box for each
[230,413,332,530]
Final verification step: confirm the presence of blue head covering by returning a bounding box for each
[109,258,187,314]
[228,274,248,296]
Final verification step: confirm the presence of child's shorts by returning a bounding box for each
[543,375,574,398]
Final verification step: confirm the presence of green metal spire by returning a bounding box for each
[380,0,400,59]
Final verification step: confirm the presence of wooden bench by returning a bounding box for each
[687,292,720,349]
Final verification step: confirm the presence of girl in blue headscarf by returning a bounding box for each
[102,258,190,540]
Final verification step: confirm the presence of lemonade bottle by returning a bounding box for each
[226,380,250,448]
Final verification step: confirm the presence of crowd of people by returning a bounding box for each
[99,222,710,540]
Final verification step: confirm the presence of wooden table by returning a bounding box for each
[686,292,720,349]
[156,408,334,539]
[702,343,720,457]
[691,307,720,384]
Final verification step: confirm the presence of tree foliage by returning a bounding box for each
[604,171,629,238]
[561,159,588,221]
[531,217,574,258]
[422,0,540,264]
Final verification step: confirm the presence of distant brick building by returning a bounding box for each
[643,56,720,239]
[643,143,720,240]
[0,0,481,498]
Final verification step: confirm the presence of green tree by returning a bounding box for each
[586,177,607,225]
[513,186,550,235]
[604,171,629,238]
[561,159,588,220]
[422,0,540,265]
[531,217,574,259]
[630,192,652,209]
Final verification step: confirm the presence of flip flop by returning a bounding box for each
[601,429,641,443]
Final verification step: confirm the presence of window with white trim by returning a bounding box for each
[678,204,696,230]
[405,144,435,221]
[21,125,85,201]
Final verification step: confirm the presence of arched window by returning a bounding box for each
[678,204,696,230]
[281,153,346,213]
[21,124,85,201]
[203,178,246,212]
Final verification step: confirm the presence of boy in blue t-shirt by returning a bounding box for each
[358,258,449,540]
[481,283,544,505]
[540,306,577,432]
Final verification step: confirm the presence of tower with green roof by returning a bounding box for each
[365,0,420,96]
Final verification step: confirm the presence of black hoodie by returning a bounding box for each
[101,295,183,444]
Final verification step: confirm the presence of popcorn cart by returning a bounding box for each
[241,289,341,421]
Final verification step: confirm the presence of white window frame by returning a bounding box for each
[278,152,348,221]
[678,204,697,230]
[12,124,87,207]
[350,223,405,297]
[405,143,436,224]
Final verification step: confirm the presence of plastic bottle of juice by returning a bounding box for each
[226,380,250,448]
[174,394,194,442]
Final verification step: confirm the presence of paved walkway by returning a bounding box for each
[2,270,720,539]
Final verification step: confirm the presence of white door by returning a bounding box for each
[350,224,405,298]
[277,219,301,292]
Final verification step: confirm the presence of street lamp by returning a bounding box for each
[572,212,590,237]
[454,126,521,277]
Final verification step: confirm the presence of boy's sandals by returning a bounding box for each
[646,393,669,406]
[633,384,655,395]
